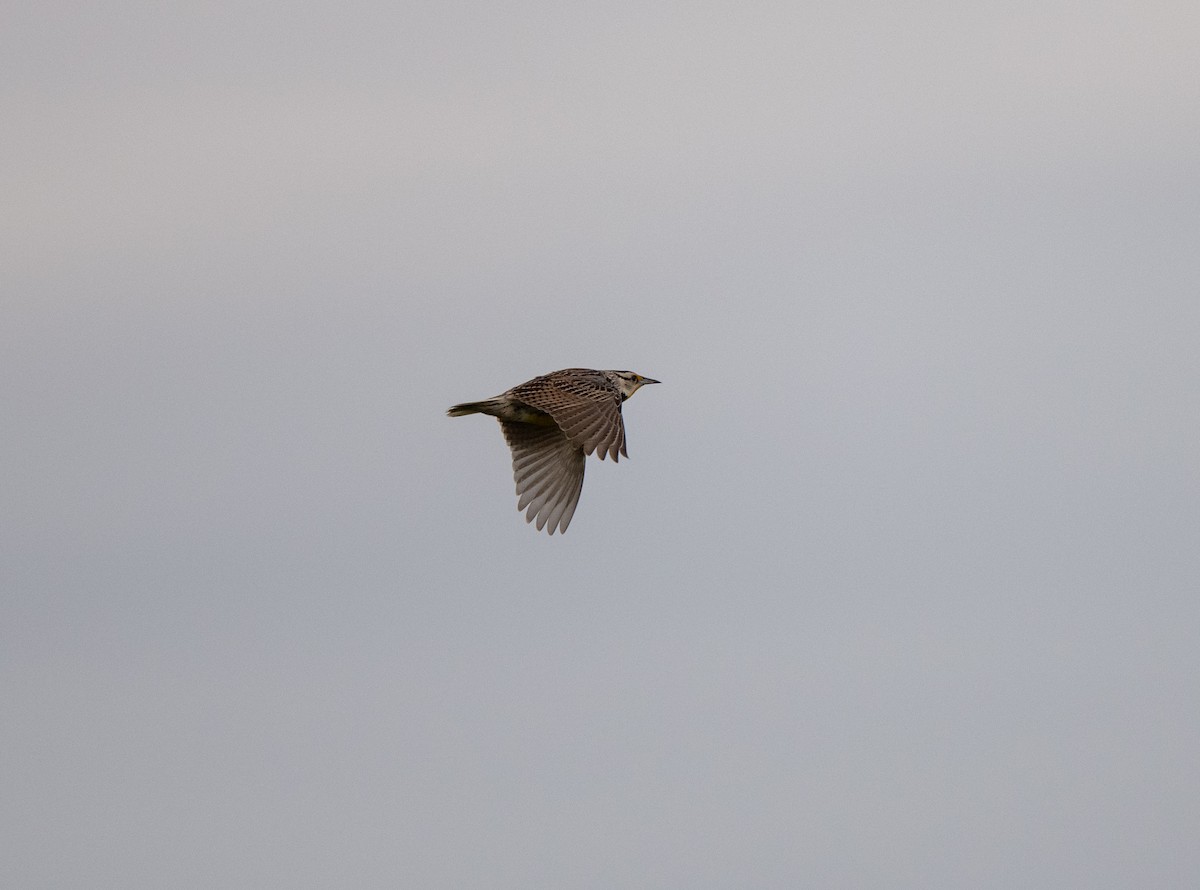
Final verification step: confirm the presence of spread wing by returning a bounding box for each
[509,369,627,461]
[500,421,586,535]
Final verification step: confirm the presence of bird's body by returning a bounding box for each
[448,368,660,534]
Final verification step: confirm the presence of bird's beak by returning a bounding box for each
[641,377,661,385]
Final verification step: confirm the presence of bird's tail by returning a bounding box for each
[447,399,502,418]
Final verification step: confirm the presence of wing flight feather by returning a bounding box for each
[500,421,586,535]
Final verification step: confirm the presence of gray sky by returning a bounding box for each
[4,2,1199,887]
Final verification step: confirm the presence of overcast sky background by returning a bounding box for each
[4,2,1199,887]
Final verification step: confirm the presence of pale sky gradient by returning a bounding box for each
[4,2,1199,887]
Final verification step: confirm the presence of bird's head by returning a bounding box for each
[609,371,661,401]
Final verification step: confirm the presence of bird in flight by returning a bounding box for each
[448,368,660,534]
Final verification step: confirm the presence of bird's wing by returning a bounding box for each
[511,371,627,461]
[500,421,586,535]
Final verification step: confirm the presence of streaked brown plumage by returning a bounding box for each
[447,368,660,534]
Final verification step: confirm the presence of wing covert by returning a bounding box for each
[509,369,627,461]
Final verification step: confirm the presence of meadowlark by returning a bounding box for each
[448,368,660,534]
